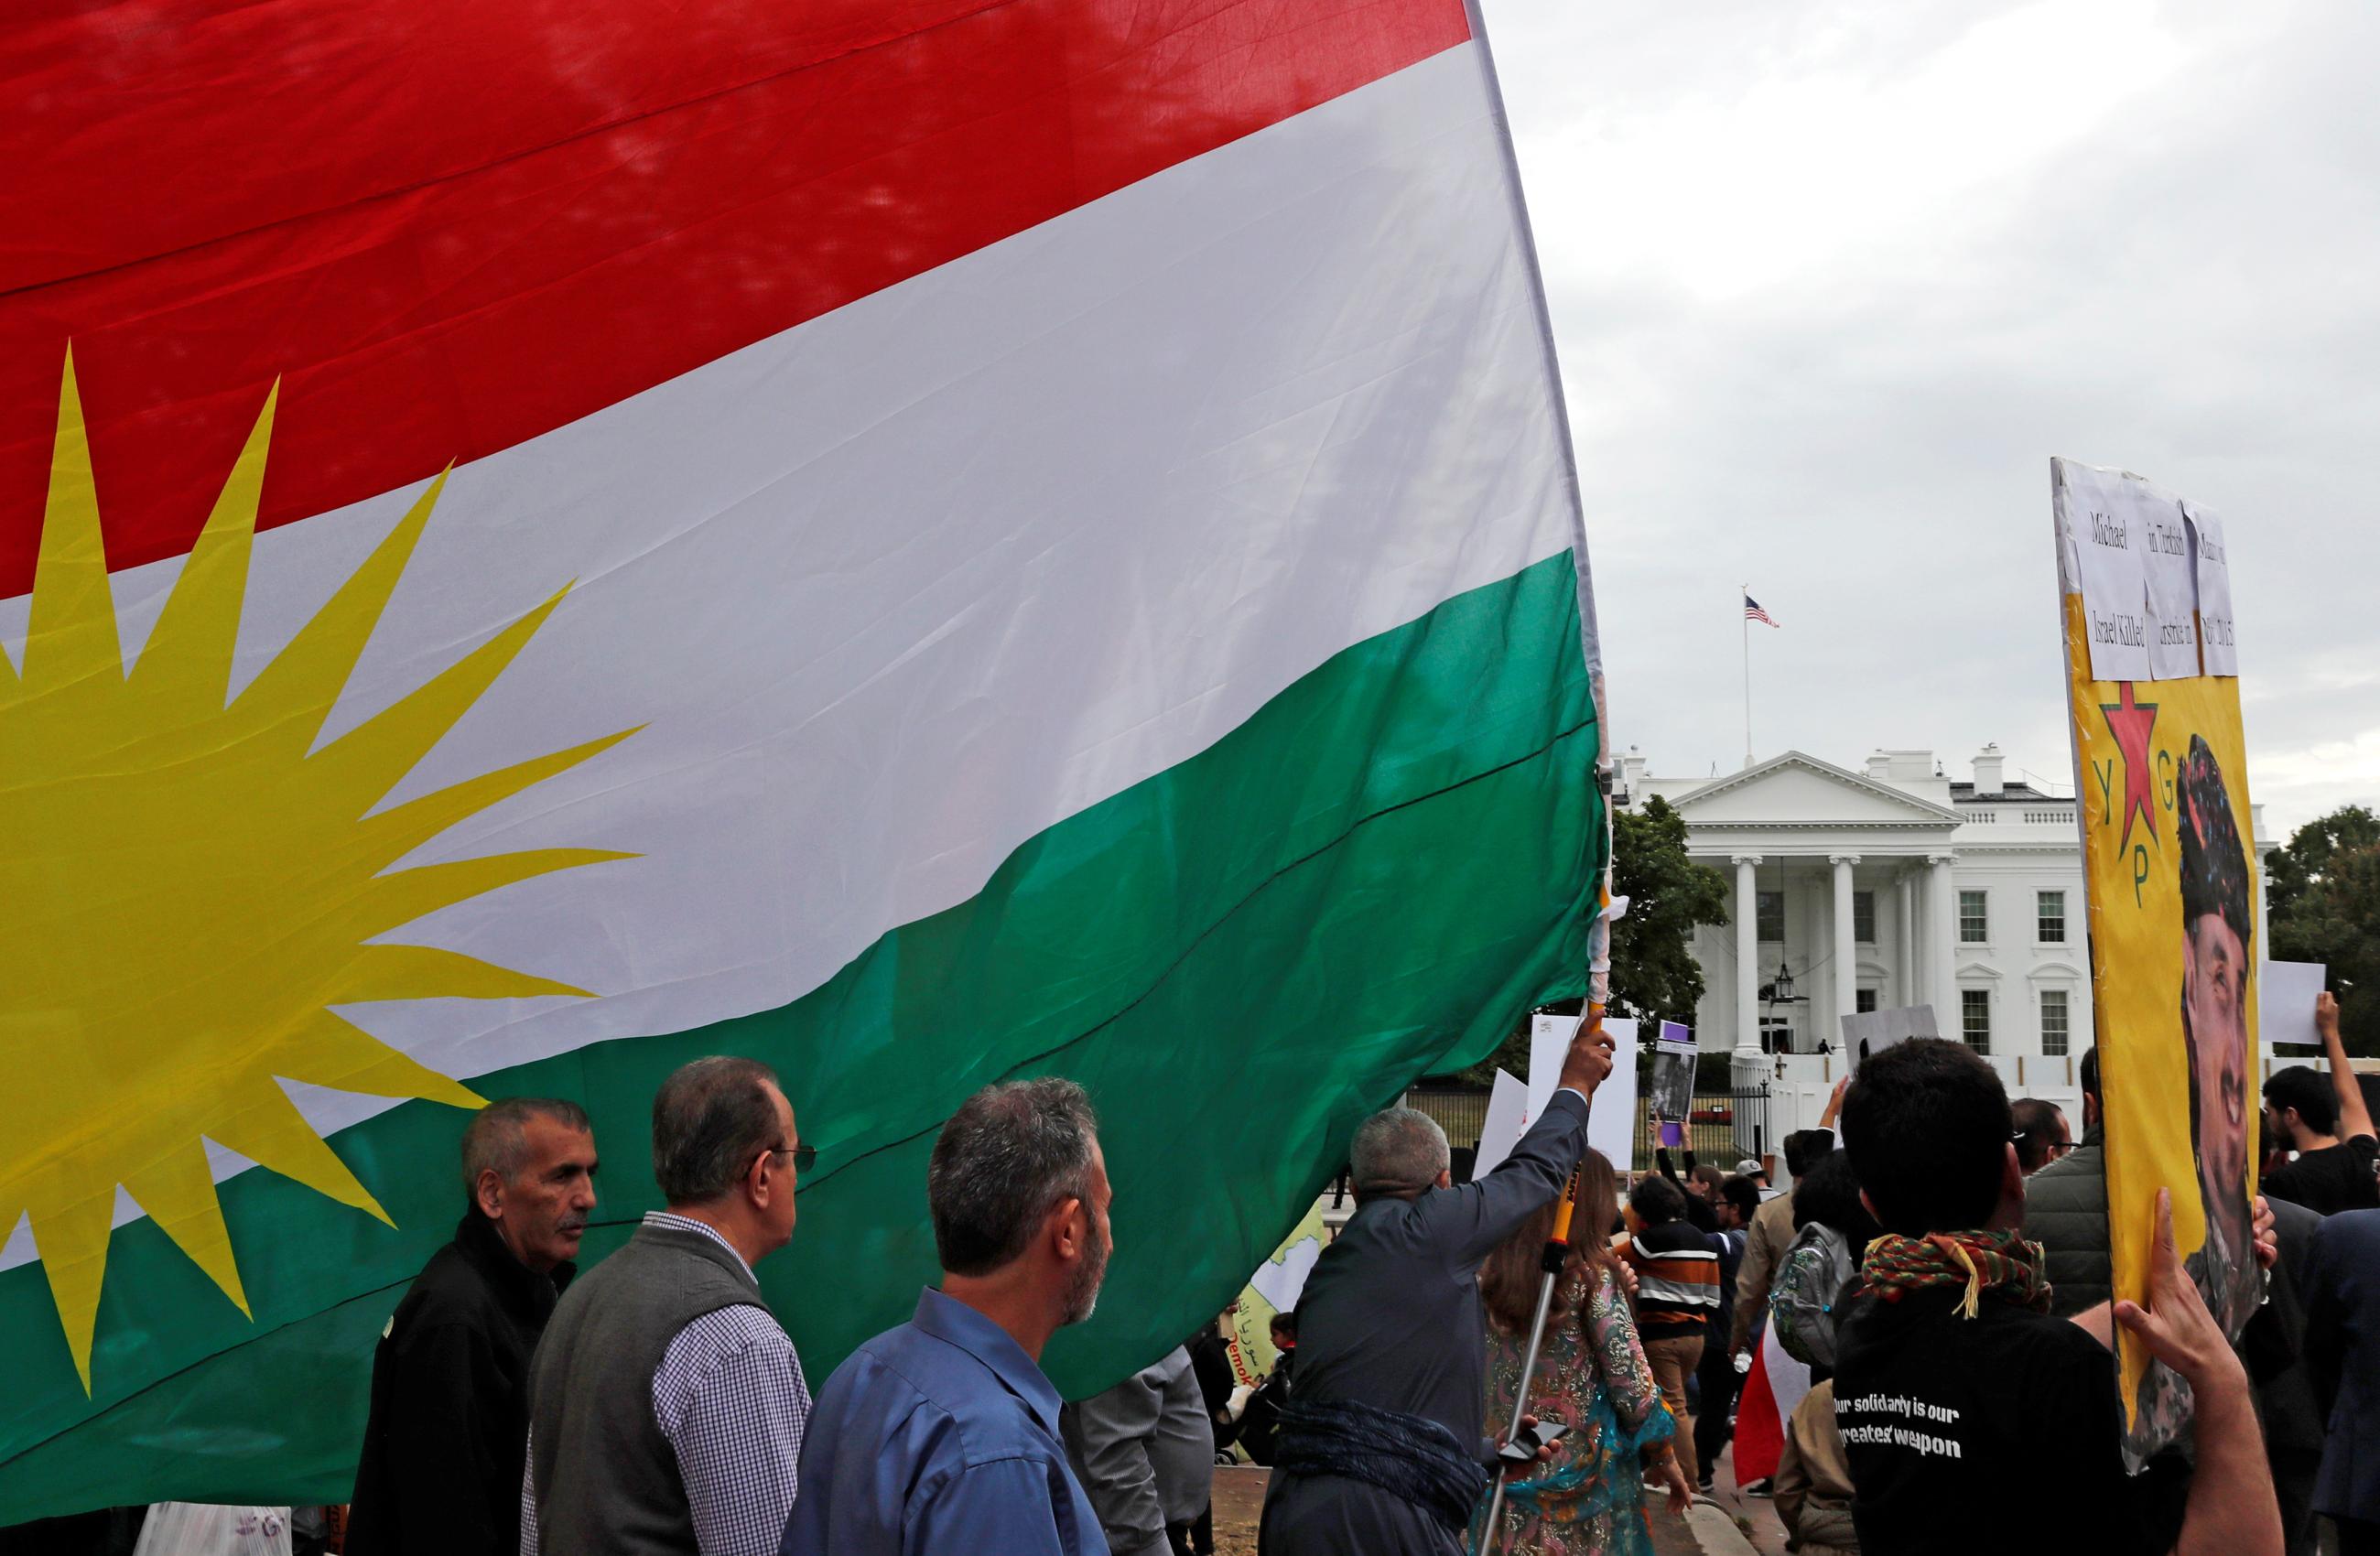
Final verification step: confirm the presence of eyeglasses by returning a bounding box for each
[763,1142,817,1172]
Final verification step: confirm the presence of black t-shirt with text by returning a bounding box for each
[2264,1135,2380,1217]
[1834,1288,2188,1555]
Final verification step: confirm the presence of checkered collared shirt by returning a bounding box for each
[522,1213,811,1555]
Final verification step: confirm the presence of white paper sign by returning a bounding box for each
[2140,497,2200,679]
[2054,458,2153,683]
[1490,1014,1641,1174]
[1589,1018,1641,1167]
[2189,505,2238,677]
[1529,1012,1581,1123]
[2262,961,2328,1049]
[1471,1067,1530,1180]
[1839,1003,1939,1070]
[1249,1232,1323,1315]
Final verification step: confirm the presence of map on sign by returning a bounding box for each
[1228,1202,1328,1386]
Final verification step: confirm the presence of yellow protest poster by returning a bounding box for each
[2052,458,2257,1466]
[1227,1201,1329,1388]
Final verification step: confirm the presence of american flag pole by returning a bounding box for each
[1741,582,1753,771]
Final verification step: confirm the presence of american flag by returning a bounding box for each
[1745,593,1779,627]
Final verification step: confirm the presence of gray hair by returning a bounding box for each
[460,1097,591,1196]
[652,1057,784,1205]
[1351,1108,1449,1192]
[929,1077,1099,1277]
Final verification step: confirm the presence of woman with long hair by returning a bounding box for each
[1475,1150,1692,1555]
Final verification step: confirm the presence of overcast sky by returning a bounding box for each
[1482,0,2378,840]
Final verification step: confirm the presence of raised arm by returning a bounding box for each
[2115,1191,2281,1556]
[2318,992,2373,1142]
[1820,1075,1848,1130]
[1421,1021,1614,1266]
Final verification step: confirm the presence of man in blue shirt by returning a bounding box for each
[782,1076,1113,1556]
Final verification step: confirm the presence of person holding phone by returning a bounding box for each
[1259,1017,1617,1555]
[1474,1150,1692,1556]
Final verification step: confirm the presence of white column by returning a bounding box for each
[2257,860,2272,970]
[1832,855,1860,1033]
[1930,852,1959,1026]
[1895,867,1915,1006]
[1734,855,1763,1056]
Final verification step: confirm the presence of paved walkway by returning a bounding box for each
[1700,1442,1790,1555]
[1209,1450,1793,1556]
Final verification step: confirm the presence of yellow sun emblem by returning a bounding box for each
[1,350,636,1389]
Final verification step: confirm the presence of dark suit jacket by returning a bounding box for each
[1258,1088,1589,1555]
[2306,1207,2380,1524]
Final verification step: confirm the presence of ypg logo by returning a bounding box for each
[0,351,634,1389]
[2093,683,2159,905]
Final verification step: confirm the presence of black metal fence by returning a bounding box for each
[1401,1083,1772,1178]
[1630,1087,1770,1175]
[1401,1086,1490,1151]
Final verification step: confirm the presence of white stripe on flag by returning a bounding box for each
[0,39,1583,1260]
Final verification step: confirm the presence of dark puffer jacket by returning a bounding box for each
[2021,1125,2108,1318]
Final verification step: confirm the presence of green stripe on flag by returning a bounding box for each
[0,549,1601,1520]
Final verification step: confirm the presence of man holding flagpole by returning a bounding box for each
[1257,1021,1617,1555]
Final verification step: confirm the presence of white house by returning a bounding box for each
[1614,743,2277,1171]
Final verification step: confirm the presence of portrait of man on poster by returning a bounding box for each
[2176,733,2262,1339]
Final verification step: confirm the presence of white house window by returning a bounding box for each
[2040,989,2070,1057]
[2038,891,2066,945]
[1757,891,1784,942]
[1856,988,1878,1014]
[1958,890,1988,944]
[1853,891,1876,944]
[1961,988,1992,1053]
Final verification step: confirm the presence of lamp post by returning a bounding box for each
[1760,961,1807,1055]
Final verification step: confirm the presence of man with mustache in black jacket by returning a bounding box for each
[349,1098,599,1556]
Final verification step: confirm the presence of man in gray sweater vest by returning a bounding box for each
[525,1056,814,1556]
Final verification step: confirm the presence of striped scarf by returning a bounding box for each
[1859,1228,2051,1317]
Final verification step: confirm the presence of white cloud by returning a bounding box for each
[1483,0,2380,835]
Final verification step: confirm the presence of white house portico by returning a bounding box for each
[1611,742,2276,1174]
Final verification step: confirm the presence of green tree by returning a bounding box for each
[1607,794,1732,1025]
[2266,805,2380,1054]
[1448,795,1730,1083]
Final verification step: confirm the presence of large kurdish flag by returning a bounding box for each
[0,0,1605,1519]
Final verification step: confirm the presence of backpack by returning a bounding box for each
[1769,1221,1854,1371]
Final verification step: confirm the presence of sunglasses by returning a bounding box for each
[763,1142,818,1172]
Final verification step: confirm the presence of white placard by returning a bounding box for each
[1529,1012,1581,1123]
[1589,1018,1641,1167]
[2140,497,2200,679]
[2189,505,2238,677]
[2262,961,2328,1049]
[1248,1232,1323,1316]
[1839,1003,1939,1070]
[2054,458,2153,683]
[1472,1067,1530,1180]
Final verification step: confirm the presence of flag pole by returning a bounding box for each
[1741,583,1753,771]
[1476,1044,1595,1556]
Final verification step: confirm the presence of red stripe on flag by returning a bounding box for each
[1731,1338,1787,1485]
[0,0,1470,597]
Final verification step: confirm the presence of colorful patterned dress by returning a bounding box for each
[1473,1264,1676,1556]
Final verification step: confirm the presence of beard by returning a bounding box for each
[1061,1233,1111,1327]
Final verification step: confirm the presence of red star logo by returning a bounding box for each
[2100,683,2159,853]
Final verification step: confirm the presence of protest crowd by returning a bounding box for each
[18,984,2377,1556]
